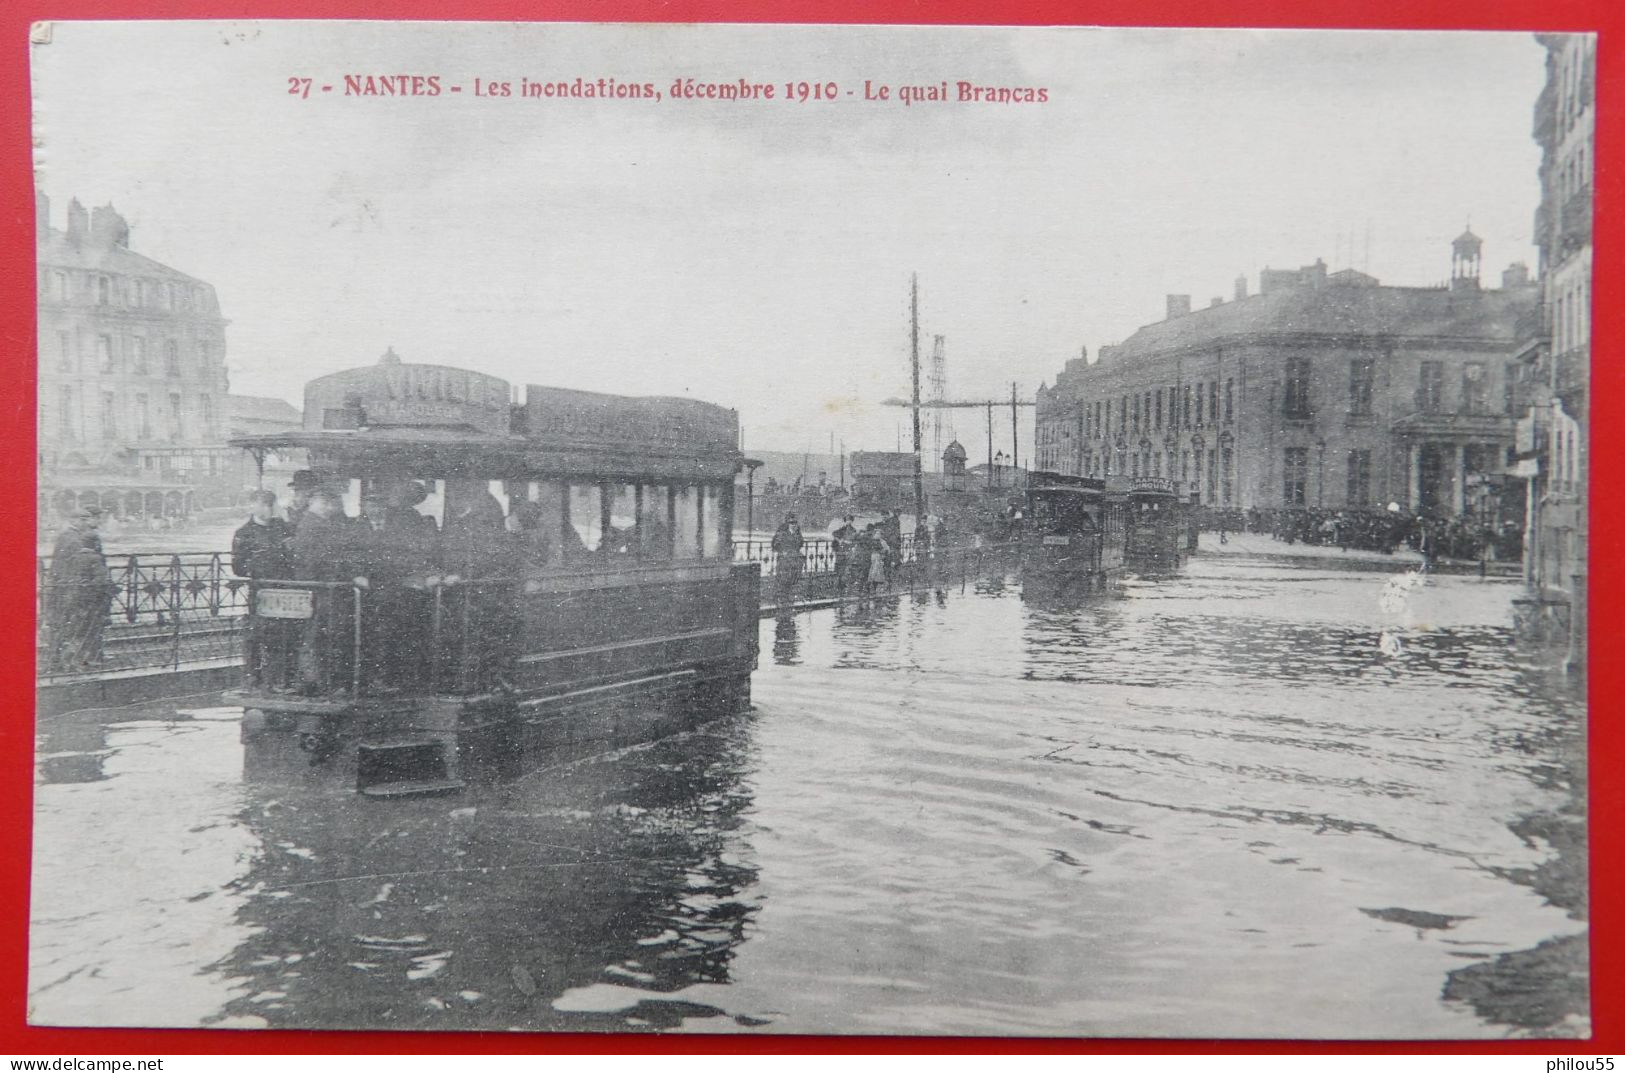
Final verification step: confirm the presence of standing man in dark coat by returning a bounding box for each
[232,490,294,689]
[43,507,115,673]
[770,513,805,605]
[284,470,319,534]
[291,488,365,694]
[831,514,858,592]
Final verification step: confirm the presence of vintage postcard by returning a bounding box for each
[29,21,1591,1038]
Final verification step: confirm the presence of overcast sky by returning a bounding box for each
[32,21,1549,457]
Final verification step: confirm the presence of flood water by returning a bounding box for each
[29,546,1588,1038]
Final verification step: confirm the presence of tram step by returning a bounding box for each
[358,777,467,799]
[356,737,454,793]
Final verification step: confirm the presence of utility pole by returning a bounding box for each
[986,403,994,490]
[1010,381,1020,480]
[910,274,926,521]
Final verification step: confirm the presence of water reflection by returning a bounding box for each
[205,715,762,1032]
[772,614,801,666]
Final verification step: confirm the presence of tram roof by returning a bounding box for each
[229,426,743,481]
[1026,471,1107,496]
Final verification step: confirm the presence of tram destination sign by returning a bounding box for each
[255,587,315,620]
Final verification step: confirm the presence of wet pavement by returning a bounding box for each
[29,544,1588,1038]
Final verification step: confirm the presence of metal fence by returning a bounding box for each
[733,534,923,576]
[37,551,249,677]
[38,537,1014,680]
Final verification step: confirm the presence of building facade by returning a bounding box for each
[36,192,235,523]
[1035,242,1538,519]
[1516,33,1593,666]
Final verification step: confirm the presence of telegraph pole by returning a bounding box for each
[911,274,925,521]
[1010,381,1020,478]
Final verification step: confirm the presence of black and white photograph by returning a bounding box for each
[29,21,1592,1038]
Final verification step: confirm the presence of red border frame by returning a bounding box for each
[0,0,1614,1056]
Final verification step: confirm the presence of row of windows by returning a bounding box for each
[1047,356,1522,460]
[1552,273,1591,356]
[48,329,217,378]
[40,268,216,313]
[1281,447,1375,508]
[1073,379,1235,444]
[49,384,216,444]
[1295,357,1516,419]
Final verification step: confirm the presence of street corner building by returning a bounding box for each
[34,191,237,527]
[1034,236,1541,523]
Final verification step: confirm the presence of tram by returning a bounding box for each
[227,355,760,798]
[1123,477,1187,573]
[1018,470,1128,600]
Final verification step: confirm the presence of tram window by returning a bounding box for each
[673,486,702,560]
[418,479,446,529]
[605,483,639,557]
[339,478,363,520]
[701,485,725,559]
[487,480,511,517]
[523,481,567,566]
[568,483,604,553]
[638,484,674,560]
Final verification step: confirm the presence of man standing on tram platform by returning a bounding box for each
[284,470,320,533]
[232,490,294,689]
[291,487,365,694]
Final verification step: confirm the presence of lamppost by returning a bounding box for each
[1315,438,1327,508]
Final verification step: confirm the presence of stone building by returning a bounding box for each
[1515,33,1593,666]
[36,192,234,523]
[1035,239,1538,518]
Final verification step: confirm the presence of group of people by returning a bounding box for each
[41,507,116,674]
[1224,506,1524,561]
[831,511,904,594]
[765,508,954,602]
[232,472,522,696]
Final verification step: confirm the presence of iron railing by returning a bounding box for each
[37,551,249,676]
[39,538,1015,681]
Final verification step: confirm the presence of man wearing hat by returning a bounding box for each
[285,470,320,533]
[42,505,115,673]
[232,490,294,689]
[770,512,804,605]
[290,485,366,693]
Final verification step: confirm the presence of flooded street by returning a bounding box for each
[29,546,1588,1039]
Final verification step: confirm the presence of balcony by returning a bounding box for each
[1554,346,1589,405]
[1558,187,1592,256]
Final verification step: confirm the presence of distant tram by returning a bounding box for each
[1018,470,1128,600]
[228,354,759,798]
[1123,477,1187,573]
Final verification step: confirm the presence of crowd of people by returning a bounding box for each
[1213,506,1524,562]
[227,471,525,696]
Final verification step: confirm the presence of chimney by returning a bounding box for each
[90,204,130,248]
[35,190,49,238]
[1502,262,1532,289]
[1234,274,1248,301]
[1210,296,1224,308]
[65,198,88,243]
[1165,294,1191,320]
